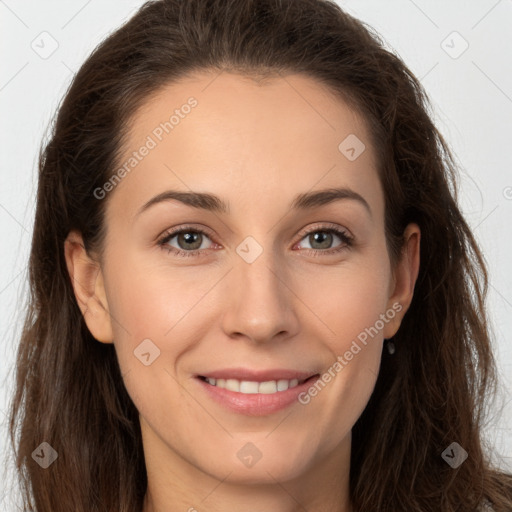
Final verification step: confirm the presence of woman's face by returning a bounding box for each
[68,71,419,491]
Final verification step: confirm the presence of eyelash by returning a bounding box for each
[157,223,354,259]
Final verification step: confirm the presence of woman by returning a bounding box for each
[9,0,512,510]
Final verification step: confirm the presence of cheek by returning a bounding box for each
[104,257,230,419]
[298,255,391,345]
[106,252,222,339]
[105,264,212,435]
[293,256,390,430]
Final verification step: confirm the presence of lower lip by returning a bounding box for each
[195,376,319,416]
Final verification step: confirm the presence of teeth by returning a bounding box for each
[203,377,301,394]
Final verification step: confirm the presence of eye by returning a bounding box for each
[157,223,353,259]
[157,226,216,258]
[294,224,353,255]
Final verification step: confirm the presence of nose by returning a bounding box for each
[220,248,300,345]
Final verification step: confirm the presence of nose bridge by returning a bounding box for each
[221,243,298,343]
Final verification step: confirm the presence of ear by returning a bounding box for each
[64,230,113,344]
[383,223,421,339]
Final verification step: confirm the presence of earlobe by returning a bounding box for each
[64,230,114,344]
[383,223,421,340]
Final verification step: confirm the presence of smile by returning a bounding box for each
[198,376,311,394]
[195,372,320,416]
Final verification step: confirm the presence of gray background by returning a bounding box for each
[1,0,511,508]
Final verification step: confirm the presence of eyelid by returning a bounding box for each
[158,223,216,242]
[295,221,353,241]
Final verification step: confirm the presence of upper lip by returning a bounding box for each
[196,368,319,383]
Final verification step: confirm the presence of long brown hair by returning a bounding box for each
[9,0,512,510]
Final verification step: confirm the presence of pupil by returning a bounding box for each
[179,232,202,250]
[310,231,332,249]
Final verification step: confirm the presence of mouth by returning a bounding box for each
[195,371,321,415]
[196,374,320,395]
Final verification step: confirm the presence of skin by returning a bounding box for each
[65,71,420,512]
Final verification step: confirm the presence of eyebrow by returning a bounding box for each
[137,187,371,217]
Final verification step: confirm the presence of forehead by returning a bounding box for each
[127,70,373,153]
[109,70,383,221]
